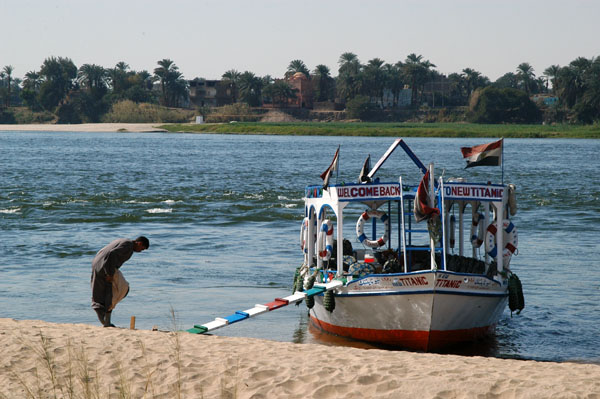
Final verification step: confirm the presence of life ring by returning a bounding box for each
[485,219,518,268]
[300,217,308,252]
[356,210,390,248]
[317,219,334,261]
[470,213,484,248]
[449,214,456,249]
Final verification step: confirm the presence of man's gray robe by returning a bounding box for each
[91,239,134,312]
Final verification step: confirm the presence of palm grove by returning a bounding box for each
[1,52,599,124]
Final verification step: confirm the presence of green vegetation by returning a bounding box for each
[1,52,599,125]
[1,107,55,123]
[470,87,541,124]
[158,121,600,138]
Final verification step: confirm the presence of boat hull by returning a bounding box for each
[309,270,508,351]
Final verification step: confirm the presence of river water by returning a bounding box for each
[1,131,599,363]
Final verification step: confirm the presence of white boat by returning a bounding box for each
[297,139,523,351]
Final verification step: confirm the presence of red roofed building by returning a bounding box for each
[287,72,313,109]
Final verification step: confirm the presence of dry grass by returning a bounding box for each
[5,313,203,399]
[102,100,195,123]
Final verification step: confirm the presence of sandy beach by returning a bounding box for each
[0,123,167,133]
[0,318,598,398]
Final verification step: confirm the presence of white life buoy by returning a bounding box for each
[470,213,484,248]
[356,210,390,248]
[485,219,518,268]
[317,219,334,261]
[300,217,308,253]
[449,214,456,249]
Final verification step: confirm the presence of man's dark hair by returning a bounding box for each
[135,236,150,249]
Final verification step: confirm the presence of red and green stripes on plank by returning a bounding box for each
[186,282,340,334]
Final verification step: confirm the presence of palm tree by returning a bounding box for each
[264,80,297,107]
[312,64,334,102]
[238,71,263,107]
[461,68,481,99]
[403,53,436,106]
[446,72,466,104]
[404,54,422,101]
[21,70,43,110]
[537,76,549,93]
[222,69,241,103]
[576,57,600,122]
[385,62,404,107]
[555,66,577,107]
[166,70,189,107]
[337,52,362,102]
[154,59,178,105]
[363,58,386,106]
[261,75,274,104]
[262,75,274,86]
[543,65,560,94]
[107,62,132,96]
[569,57,592,97]
[494,72,519,89]
[286,59,310,79]
[77,64,107,91]
[38,56,78,109]
[555,57,592,108]
[516,62,535,95]
[2,65,14,107]
[339,52,359,67]
[115,62,129,72]
[23,70,42,91]
[136,70,155,91]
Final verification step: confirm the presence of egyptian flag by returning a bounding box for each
[320,146,339,189]
[461,139,503,168]
[414,170,440,222]
[358,155,371,183]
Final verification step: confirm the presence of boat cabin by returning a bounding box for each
[301,140,515,284]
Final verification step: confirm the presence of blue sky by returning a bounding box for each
[2,0,598,81]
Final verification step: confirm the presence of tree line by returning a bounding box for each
[1,52,599,123]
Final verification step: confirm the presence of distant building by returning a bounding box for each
[188,79,234,107]
[374,88,412,108]
[287,72,313,109]
[532,95,558,106]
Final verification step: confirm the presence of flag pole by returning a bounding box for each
[336,145,340,183]
[336,154,339,183]
[501,138,504,185]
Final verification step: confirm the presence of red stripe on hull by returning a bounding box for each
[310,315,496,352]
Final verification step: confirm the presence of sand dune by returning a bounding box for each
[1,318,599,398]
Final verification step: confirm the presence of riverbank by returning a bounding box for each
[0,123,166,132]
[1,318,598,398]
[159,121,600,138]
[1,122,599,138]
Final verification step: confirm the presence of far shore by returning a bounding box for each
[0,123,167,133]
[1,121,599,138]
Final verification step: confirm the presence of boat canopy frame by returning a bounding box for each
[303,139,508,281]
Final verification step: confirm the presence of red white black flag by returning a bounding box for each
[414,170,440,222]
[461,139,503,168]
[320,146,339,189]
